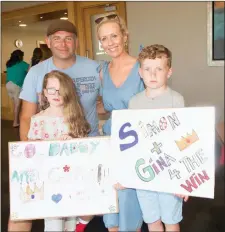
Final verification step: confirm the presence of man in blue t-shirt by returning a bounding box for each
[8,19,101,232]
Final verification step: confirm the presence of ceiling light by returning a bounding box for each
[19,24,27,27]
[40,16,43,19]
[19,20,21,23]
[64,12,67,15]
[60,17,68,20]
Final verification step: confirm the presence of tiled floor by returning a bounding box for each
[1,120,224,232]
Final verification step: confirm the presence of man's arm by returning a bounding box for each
[20,100,38,141]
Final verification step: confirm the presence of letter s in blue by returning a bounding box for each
[119,122,138,151]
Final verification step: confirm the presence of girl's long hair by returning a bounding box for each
[40,70,90,138]
[31,48,43,67]
[6,49,24,68]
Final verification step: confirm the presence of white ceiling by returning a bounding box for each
[1,1,52,12]
[2,2,66,33]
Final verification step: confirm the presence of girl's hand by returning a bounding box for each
[113,182,126,190]
[61,134,73,140]
[175,194,189,202]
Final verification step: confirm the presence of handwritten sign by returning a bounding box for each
[9,136,118,220]
[111,107,215,199]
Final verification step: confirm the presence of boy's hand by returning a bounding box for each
[61,134,73,140]
[175,194,189,202]
[113,182,126,190]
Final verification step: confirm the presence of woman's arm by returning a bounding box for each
[97,68,108,115]
[97,96,108,114]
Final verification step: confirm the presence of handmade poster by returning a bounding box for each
[111,107,215,199]
[9,136,118,220]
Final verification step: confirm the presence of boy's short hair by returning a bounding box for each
[138,44,172,68]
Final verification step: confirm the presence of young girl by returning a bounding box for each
[27,70,90,231]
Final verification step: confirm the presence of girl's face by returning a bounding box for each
[44,77,64,107]
[98,22,127,58]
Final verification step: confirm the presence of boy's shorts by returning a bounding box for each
[103,189,143,230]
[137,190,183,225]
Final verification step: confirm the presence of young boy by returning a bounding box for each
[129,44,188,232]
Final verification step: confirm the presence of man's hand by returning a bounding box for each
[175,194,189,202]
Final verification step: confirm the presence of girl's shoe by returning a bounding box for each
[75,222,87,232]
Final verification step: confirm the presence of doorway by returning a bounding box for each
[77,1,127,60]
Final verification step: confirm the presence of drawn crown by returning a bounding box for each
[175,130,199,151]
[20,182,44,202]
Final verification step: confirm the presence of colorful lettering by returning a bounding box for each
[135,158,155,182]
[119,122,138,151]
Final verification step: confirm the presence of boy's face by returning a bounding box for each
[139,57,172,90]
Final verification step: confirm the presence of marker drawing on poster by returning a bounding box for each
[9,137,118,220]
[111,107,215,199]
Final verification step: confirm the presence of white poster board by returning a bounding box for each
[9,136,118,220]
[111,107,215,199]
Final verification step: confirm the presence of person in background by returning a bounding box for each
[6,49,29,127]
[30,47,43,67]
[96,14,144,232]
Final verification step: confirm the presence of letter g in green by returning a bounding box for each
[135,158,155,182]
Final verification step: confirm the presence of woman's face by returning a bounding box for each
[98,22,127,58]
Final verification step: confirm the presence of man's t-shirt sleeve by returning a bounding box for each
[19,68,38,103]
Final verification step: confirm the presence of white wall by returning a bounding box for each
[126,1,224,122]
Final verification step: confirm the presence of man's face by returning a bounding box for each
[46,31,77,60]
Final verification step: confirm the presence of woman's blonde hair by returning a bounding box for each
[40,70,90,138]
[96,14,128,40]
